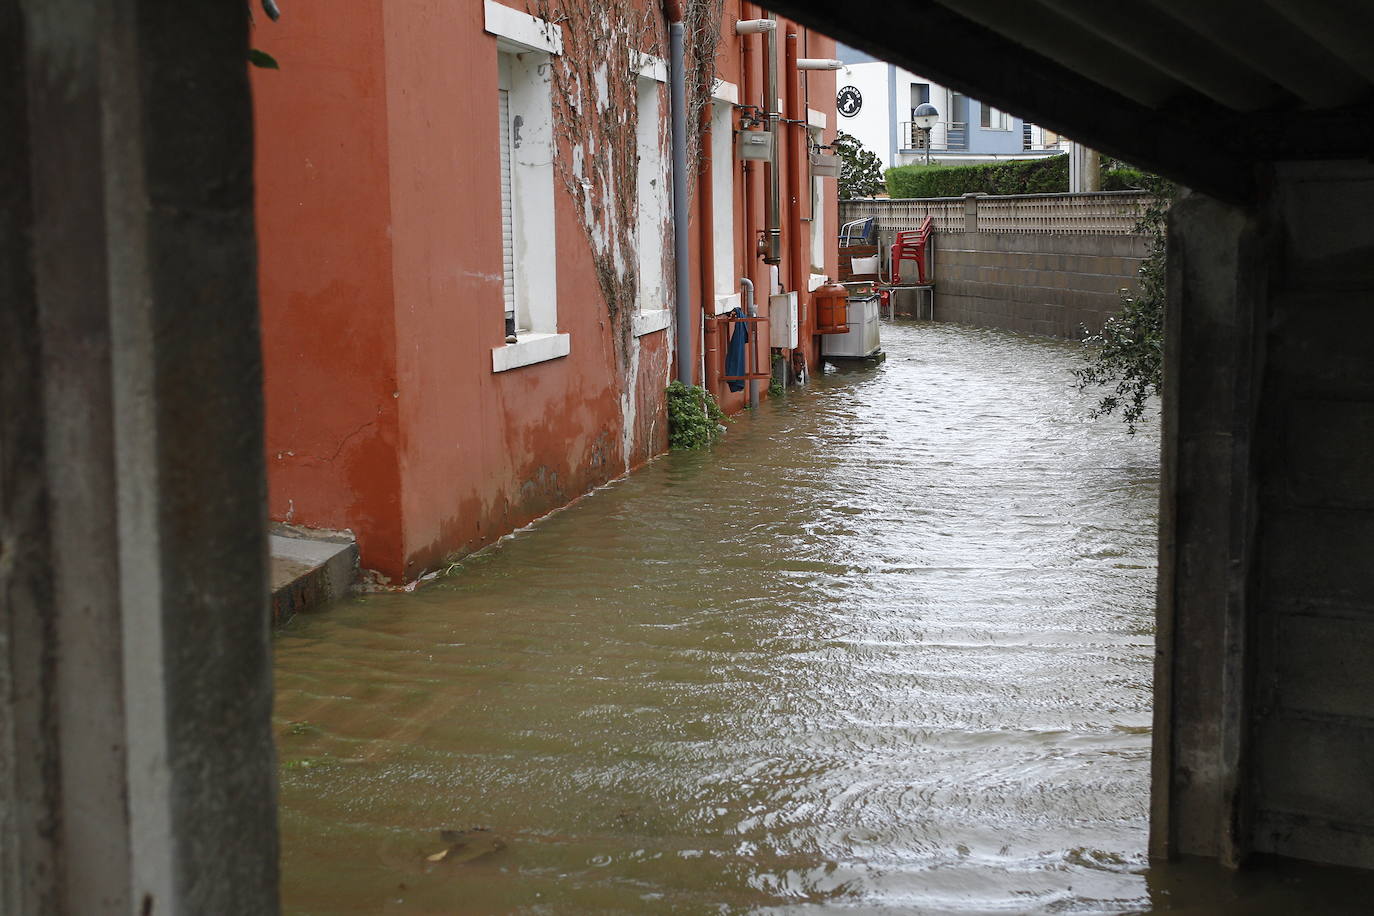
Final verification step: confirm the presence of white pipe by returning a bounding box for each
[796,59,843,70]
[740,277,759,409]
[735,19,775,34]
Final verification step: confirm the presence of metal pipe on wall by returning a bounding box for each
[741,4,757,283]
[665,0,693,385]
[764,12,782,266]
[785,29,806,308]
[740,277,759,408]
[698,106,715,390]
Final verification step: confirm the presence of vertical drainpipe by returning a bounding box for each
[698,106,716,393]
[665,0,693,386]
[741,4,756,281]
[764,13,782,267]
[784,28,807,348]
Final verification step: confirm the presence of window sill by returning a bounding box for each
[491,332,570,372]
[633,309,672,337]
[713,293,741,316]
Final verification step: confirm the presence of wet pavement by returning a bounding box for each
[274,321,1372,913]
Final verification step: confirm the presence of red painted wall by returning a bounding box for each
[252,0,405,575]
[254,0,836,583]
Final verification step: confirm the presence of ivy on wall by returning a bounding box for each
[529,0,723,365]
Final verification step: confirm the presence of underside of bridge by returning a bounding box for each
[767,0,1374,870]
[4,1,1374,911]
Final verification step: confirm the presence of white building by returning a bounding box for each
[835,43,1066,170]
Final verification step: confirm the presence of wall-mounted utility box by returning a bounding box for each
[769,291,798,348]
[810,151,840,178]
[736,129,774,161]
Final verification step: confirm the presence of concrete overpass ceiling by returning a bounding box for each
[1263,0,1374,85]
[927,0,1187,108]
[765,0,1374,203]
[1145,0,1369,108]
[1033,0,1294,111]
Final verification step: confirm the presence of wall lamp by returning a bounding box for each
[796,58,843,70]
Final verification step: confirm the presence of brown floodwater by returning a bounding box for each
[274,321,1374,913]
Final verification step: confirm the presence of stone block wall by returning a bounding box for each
[912,231,1148,338]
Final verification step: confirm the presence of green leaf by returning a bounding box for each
[249,49,279,70]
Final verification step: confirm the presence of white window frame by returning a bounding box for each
[711,81,741,315]
[485,1,569,372]
[980,102,1010,131]
[808,124,827,276]
[634,72,672,337]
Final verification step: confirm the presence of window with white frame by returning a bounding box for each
[711,98,738,314]
[809,126,826,273]
[485,0,569,372]
[635,75,669,319]
[980,102,1010,131]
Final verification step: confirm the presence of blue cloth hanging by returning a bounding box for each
[725,307,749,392]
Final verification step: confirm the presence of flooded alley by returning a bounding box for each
[274,320,1179,912]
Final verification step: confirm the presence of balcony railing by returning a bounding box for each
[900,121,968,152]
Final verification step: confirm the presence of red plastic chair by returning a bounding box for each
[890,215,934,285]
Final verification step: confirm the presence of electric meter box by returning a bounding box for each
[736,130,774,161]
[810,151,840,178]
[769,291,798,348]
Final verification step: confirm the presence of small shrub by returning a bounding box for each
[666,380,728,449]
[1101,167,1149,191]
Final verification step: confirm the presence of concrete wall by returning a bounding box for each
[898,231,1147,339]
[1155,162,1374,871]
[1250,162,1374,867]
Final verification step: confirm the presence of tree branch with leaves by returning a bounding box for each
[1072,171,1177,434]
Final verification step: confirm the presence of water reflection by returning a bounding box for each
[273,322,1367,913]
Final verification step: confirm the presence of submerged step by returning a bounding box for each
[270,525,357,623]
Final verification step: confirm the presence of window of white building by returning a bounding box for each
[980,103,1010,131]
[485,1,570,372]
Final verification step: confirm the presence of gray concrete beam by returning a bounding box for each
[1,1,279,911]
[1152,192,1267,866]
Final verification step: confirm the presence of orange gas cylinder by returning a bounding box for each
[814,280,850,334]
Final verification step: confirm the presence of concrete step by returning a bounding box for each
[270,525,357,624]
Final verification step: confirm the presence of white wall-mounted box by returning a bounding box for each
[736,129,774,161]
[769,291,798,348]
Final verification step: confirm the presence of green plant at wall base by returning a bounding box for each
[885,155,1069,198]
[768,353,785,397]
[1072,171,1177,434]
[666,381,728,449]
[833,131,885,199]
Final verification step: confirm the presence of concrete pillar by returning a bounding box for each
[1,1,279,912]
[1156,164,1374,871]
[1068,141,1100,193]
[1151,192,1267,867]
[962,192,981,232]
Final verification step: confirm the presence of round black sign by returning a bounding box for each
[837,86,862,118]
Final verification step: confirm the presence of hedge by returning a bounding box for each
[1101,167,1149,191]
[884,155,1068,198]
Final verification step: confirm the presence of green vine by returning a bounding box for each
[528,0,724,368]
[666,380,728,448]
